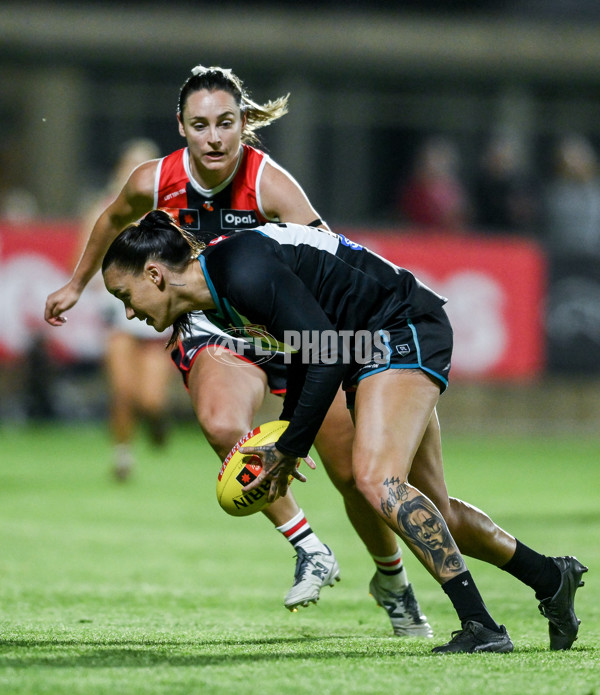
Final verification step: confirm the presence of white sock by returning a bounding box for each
[372,547,409,590]
[276,509,326,554]
[114,443,133,469]
[113,443,134,480]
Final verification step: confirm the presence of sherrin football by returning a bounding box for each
[217,420,291,517]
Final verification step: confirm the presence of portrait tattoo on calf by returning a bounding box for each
[381,479,465,580]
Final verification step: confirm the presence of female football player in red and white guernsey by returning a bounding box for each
[101,211,587,654]
[44,65,432,635]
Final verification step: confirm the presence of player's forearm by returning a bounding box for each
[70,210,131,289]
[69,244,106,290]
[276,360,346,458]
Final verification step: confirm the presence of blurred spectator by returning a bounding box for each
[23,333,56,420]
[394,136,471,232]
[81,138,175,480]
[0,188,40,222]
[472,134,539,235]
[0,138,40,222]
[542,134,600,256]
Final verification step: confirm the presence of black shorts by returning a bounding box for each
[343,305,453,408]
[170,335,288,394]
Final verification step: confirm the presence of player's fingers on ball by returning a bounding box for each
[276,476,289,498]
[291,469,307,483]
[242,471,264,492]
[240,445,269,456]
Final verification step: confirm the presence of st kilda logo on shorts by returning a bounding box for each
[220,209,260,228]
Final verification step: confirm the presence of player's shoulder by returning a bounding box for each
[126,158,160,197]
[261,155,295,184]
[255,149,307,199]
[203,230,277,296]
[258,156,317,221]
[256,221,340,250]
[206,228,274,259]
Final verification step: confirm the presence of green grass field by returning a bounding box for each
[0,422,598,695]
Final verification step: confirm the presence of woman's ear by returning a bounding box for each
[145,262,164,289]
[177,113,186,138]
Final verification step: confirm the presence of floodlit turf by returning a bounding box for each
[0,422,598,695]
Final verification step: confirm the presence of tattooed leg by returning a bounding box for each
[380,478,466,583]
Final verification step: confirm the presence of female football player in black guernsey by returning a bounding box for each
[45,65,432,631]
[102,210,587,654]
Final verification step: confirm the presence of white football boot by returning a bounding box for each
[284,545,340,611]
[369,572,434,637]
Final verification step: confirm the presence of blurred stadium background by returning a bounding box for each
[2,0,600,434]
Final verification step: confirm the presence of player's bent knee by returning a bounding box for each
[318,457,356,492]
[328,474,362,500]
[352,463,408,500]
[201,418,250,460]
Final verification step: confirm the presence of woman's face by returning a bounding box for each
[103,264,174,333]
[178,89,244,184]
[407,507,445,551]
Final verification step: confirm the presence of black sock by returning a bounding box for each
[441,570,501,632]
[500,539,561,600]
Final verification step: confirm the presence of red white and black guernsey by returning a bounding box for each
[154,144,274,233]
[196,222,450,458]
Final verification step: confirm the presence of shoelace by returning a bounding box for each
[293,549,310,583]
[379,585,422,623]
[400,586,423,623]
[293,548,325,583]
[446,621,478,644]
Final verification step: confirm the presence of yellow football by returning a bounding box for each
[216,420,290,517]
